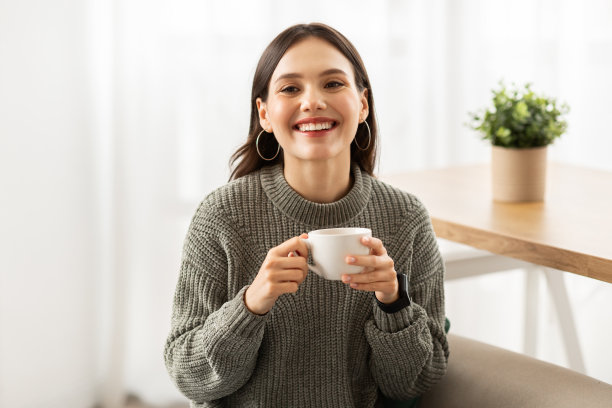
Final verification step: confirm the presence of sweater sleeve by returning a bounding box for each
[163,206,268,403]
[364,200,449,400]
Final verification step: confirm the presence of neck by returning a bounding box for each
[283,157,353,203]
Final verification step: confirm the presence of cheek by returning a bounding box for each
[338,95,363,124]
[267,100,292,124]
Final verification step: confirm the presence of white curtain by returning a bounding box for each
[1,0,611,407]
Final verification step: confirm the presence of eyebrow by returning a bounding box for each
[273,68,349,84]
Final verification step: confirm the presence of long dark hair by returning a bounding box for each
[229,23,378,181]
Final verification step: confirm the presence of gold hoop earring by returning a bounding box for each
[354,121,371,151]
[256,130,281,161]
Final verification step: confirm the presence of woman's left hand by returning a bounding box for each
[342,236,399,304]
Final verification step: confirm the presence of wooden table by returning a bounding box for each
[381,163,612,284]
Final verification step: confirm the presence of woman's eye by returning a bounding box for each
[325,81,344,89]
[280,86,299,94]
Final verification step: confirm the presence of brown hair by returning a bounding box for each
[229,23,378,180]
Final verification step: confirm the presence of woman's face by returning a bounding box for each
[256,37,368,167]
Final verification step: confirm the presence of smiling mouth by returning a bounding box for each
[294,121,336,132]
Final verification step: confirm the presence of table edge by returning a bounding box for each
[433,218,612,284]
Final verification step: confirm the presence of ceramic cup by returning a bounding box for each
[303,227,372,280]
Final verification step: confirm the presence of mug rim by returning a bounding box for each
[308,227,371,237]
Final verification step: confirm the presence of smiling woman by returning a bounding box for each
[163,23,448,408]
[229,23,378,181]
[255,37,369,203]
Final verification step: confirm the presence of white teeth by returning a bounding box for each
[298,122,333,132]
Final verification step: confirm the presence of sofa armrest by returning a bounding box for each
[419,334,612,408]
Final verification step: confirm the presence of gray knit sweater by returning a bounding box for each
[164,163,448,407]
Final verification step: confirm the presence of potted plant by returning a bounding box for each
[469,81,569,202]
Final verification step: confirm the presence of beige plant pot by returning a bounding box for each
[491,145,548,202]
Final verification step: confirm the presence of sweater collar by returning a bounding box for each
[260,163,372,228]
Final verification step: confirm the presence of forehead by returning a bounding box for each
[271,37,356,82]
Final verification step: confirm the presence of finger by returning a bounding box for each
[267,268,307,283]
[270,236,300,256]
[288,250,310,281]
[295,235,309,258]
[342,270,393,284]
[360,236,387,256]
[345,254,376,268]
[287,234,309,257]
[272,235,309,258]
[346,253,394,270]
[265,255,307,272]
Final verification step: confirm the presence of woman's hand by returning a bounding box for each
[244,234,309,315]
[342,236,399,304]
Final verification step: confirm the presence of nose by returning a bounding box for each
[300,86,326,112]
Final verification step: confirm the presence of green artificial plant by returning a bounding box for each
[469,81,569,148]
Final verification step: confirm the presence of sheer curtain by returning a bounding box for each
[2,0,612,407]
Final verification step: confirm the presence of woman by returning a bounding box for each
[164,23,448,407]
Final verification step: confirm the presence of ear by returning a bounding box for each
[359,88,369,123]
[256,98,272,132]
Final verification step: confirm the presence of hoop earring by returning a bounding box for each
[256,130,281,161]
[354,121,371,151]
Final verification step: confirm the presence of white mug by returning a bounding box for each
[303,227,372,280]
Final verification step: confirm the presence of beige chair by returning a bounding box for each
[419,334,612,408]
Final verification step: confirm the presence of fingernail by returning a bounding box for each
[347,256,356,263]
[350,283,358,288]
[342,275,351,283]
[362,236,370,243]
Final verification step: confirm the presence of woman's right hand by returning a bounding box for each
[244,234,309,315]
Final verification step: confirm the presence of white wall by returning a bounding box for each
[0,1,97,407]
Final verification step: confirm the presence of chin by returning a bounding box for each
[288,145,349,163]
